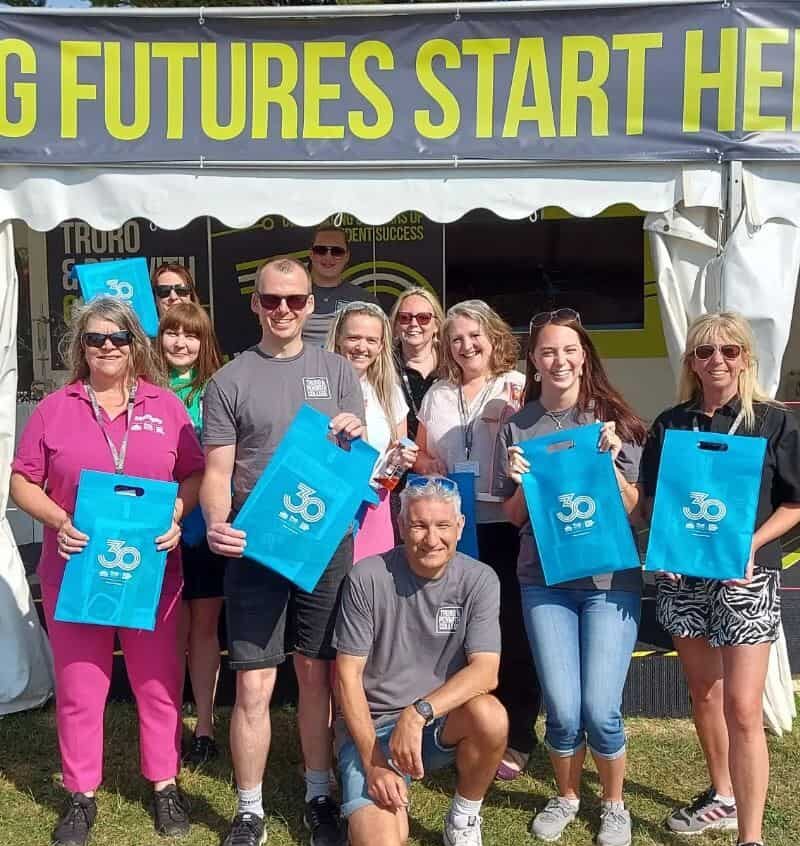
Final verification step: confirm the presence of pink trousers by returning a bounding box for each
[353,488,395,562]
[41,574,183,793]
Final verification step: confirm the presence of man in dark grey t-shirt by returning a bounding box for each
[201,257,365,846]
[302,224,380,348]
[334,477,507,846]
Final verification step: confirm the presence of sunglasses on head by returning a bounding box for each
[82,330,132,348]
[406,475,458,493]
[257,292,311,312]
[311,244,348,258]
[397,311,434,327]
[693,343,742,361]
[530,308,582,329]
[155,284,193,299]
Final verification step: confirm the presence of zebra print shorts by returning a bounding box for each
[656,568,781,647]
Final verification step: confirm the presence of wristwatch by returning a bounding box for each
[413,698,435,726]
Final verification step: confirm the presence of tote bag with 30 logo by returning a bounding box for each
[645,429,767,580]
[54,470,178,630]
[232,404,379,592]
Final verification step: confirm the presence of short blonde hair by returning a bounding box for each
[63,296,163,386]
[679,311,773,431]
[440,299,519,384]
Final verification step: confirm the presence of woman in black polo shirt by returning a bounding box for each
[641,312,800,846]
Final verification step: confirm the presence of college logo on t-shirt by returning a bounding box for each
[436,606,463,634]
[303,377,331,399]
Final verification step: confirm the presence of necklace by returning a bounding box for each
[544,407,574,430]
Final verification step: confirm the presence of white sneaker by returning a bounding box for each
[530,797,579,842]
[443,814,483,845]
[597,801,631,846]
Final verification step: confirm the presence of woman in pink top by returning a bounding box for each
[10,297,204,846]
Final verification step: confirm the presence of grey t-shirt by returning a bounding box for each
[303,281,381,348]
[203,344,365,513]
[333,546,501,725]
[492,401,643,592]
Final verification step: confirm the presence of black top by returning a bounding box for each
[640,398,800,570]
[396,360,436,440]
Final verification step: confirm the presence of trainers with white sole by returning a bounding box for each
[530,797,579,842]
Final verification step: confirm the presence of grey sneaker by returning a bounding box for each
[666,787,737,834]
[443,814,483,845]
[530,797,579,842]
[597,801,632,846]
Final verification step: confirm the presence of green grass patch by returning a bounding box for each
[1,703,799,845]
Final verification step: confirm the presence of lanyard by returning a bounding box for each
[399,367,420,418]
[457,378,496,460]
[692,408,744,436]
[85,381,137,474]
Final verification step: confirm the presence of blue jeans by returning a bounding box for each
[520,586,640,759]
[337,717,457,818]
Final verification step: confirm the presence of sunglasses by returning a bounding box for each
[311,245,348,258]
[82,330,132,348]
[155,284,193,299]
[407,475,458,493]
[694,343,742,361]
[257,292,311,312]
[530,308,582,329]
[397,311,434,327]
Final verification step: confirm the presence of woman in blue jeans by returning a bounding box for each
[493,309,646,846]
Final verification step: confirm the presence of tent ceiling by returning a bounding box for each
[0,163,721,231]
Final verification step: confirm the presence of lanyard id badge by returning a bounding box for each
[692,409,745,436]
[85,381,137,474]
[457,378,496,460]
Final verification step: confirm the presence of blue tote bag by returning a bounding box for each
[518,423,640,586]
[54,470,178,630]
[73,257,159,337]
[232,405,379,593]
[645,429,767,580]
[405,472,479,559]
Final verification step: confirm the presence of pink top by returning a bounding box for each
[12,378,205,584]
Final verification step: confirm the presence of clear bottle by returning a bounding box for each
[375,437,416,491]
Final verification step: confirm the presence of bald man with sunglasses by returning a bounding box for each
[303,224,380,348]
[201,257,366,846]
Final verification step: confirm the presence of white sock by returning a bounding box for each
[448,793,483,828]
[714,792,736,806]
[237,784,264,819]
[305,768,332,803]
[559,796,581,809]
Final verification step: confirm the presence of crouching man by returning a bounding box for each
[334,476,508,846]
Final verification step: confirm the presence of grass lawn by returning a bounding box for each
[1,703,799,846]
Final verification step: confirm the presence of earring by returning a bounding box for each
[533,372,542,382]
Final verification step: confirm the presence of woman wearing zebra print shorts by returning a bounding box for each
[640,312,800,846]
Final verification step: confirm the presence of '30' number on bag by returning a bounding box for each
[97,539,142,571]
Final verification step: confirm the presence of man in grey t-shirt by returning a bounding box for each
[201,257,365,846]
[302,224,380,348]
[334,477,507,846]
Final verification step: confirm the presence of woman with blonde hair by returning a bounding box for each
[156,302,225,769]
[415,299,542,781]
[11,297,204,845]
[389,287,445,439]
[327,301,418,559]
[640,311,800,846]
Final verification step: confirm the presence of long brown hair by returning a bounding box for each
[524,313,646,445]
[156,302,222,406]
[151,262,199,303]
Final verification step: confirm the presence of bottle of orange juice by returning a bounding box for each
[375,437,416,491]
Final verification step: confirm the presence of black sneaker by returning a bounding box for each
[182,734,219,769]
[304,796,344,846]
[222,813,267,846]
[52,793,97,846]
[152,785,191,837]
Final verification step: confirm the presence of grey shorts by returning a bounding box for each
[656,567,781,648]
[224,534,353,670]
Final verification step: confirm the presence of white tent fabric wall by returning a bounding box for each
[0,220,54,715]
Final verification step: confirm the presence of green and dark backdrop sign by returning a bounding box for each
[3,2,800,164]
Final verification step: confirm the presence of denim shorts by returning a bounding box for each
[337,717,456,818]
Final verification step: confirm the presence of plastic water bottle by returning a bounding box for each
[375,437,416,491]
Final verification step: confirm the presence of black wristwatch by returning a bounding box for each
[413,698,435,726]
